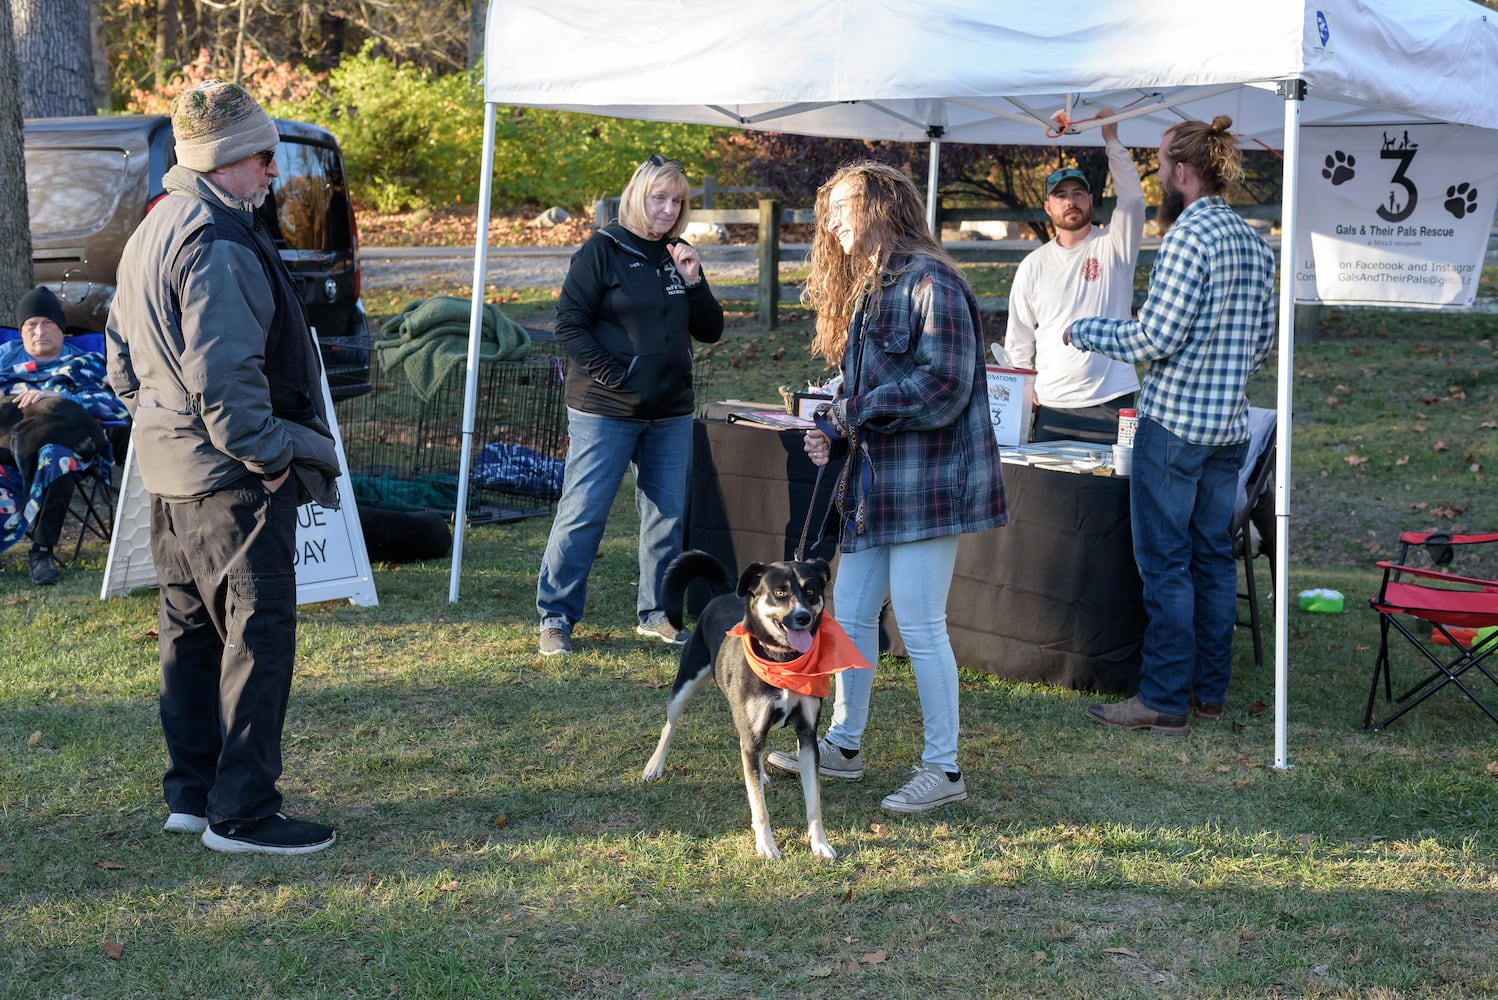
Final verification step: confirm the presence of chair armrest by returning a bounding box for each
[1375,562,1498,590]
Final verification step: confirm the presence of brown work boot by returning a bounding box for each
[1085,695,1188,736]
[1190,693,1224,722]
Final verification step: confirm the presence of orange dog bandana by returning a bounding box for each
[729,619,872,698]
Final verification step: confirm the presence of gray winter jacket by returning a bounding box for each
[105,166,340,506]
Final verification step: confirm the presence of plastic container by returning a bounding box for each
[1116,408,1138,447]
[1298,588,1344,614]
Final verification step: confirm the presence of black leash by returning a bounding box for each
[794,462,828,562]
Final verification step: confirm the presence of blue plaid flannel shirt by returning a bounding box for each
[1069,196,1276,446]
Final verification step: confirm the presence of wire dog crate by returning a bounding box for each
[335,342,569,524]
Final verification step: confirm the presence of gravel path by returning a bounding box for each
[360,244,802,290]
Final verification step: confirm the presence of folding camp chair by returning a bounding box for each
[1364,530,1498,731]
[0,327,126,563]
[1232,407,1276,669]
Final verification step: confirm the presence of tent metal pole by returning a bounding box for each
[449,99,500,603]
[1272,79,1305,769]
[926,136,941,235]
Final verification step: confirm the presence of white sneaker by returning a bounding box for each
[765,737,864,780]
[163,812,208,834]
[880,763,967,814]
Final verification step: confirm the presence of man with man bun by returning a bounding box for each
[1066,115,1277,734]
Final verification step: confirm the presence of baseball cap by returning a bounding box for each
[1045,167,1090,197]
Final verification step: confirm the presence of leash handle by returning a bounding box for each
[795,462,827,562]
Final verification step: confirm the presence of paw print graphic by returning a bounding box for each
[1444,181,1479,219]
[1321,150,1355,185]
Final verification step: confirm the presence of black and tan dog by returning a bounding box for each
[0,395,109,484]
[642,549,849,860]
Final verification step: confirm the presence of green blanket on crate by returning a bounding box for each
[375,295,532,402]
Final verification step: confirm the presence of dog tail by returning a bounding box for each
[661,549,735,630]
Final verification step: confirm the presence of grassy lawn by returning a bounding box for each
[0,278,1495,997]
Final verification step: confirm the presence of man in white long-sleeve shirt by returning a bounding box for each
[1005,110,1143,443]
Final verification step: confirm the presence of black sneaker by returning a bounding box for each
[28,549,61,586]
[201,813,336,855]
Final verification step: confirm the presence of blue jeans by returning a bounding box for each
[1130,417,1247,716]
[824,534,962,772]
[537,408,691,633]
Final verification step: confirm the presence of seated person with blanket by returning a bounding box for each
[1,287,130,585]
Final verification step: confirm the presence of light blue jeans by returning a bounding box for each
[824,534,963,772]
[537,408,692,634]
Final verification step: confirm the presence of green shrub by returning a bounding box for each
[273,46,730,215]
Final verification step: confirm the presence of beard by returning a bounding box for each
[1049,208,1091,234]
[1158,184,1186,231]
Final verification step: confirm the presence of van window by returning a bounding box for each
[24,148,130,241]
[259,139,351,253]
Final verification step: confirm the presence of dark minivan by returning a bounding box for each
[23,115,371,400]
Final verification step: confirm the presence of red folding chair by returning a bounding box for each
[1364,531,1498,731]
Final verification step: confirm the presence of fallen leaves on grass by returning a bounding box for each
[1429,504,1466,519]
[1485,761,1498,780]
[27,731,41,748]
[1433,440,1448,453]
[103,940,124,960]
[1345,454,1369,466]
[1395,455,1410,466]
[1105,947,1140,957]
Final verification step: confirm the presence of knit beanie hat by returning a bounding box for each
[171,80,280,172]
[17,285,67,331]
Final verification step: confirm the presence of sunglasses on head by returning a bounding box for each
[1045,167,1087,191]
[645,154,684,172]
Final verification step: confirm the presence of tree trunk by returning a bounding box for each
[155,0,180,90]
[13,0,97,117]
[0,0,36,317]
[468,0,485,71]
[90,0,110,110]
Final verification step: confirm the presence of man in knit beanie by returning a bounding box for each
[105,79,341,855]
[2,286,129,585]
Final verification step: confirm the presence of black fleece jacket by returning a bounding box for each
[554,223,724,419]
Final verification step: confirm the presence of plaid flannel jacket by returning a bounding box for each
[837,254,1007,551]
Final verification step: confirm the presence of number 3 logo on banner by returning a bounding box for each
[1376,130,1419,223]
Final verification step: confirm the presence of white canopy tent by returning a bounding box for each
[460,0,1498,767]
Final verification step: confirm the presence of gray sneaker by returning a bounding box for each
[538,627,572,656]
[880,763,967,814]
[636,620,688,644]
[765,737,864,780]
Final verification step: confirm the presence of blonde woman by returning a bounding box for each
[537,155,724,656]
[766,162,1006,814]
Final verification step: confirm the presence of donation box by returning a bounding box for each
[986,365,1036,446]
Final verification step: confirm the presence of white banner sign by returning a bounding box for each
[1293,124,1498,309]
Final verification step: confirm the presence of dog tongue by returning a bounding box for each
[786,628,813,654]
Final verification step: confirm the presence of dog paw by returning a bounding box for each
[641,760,665,782]
[810,838,838,860]
[755,837,783,860]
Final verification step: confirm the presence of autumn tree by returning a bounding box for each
[0,0,33,319]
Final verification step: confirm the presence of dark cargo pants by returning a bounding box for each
[150,482,298,825]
